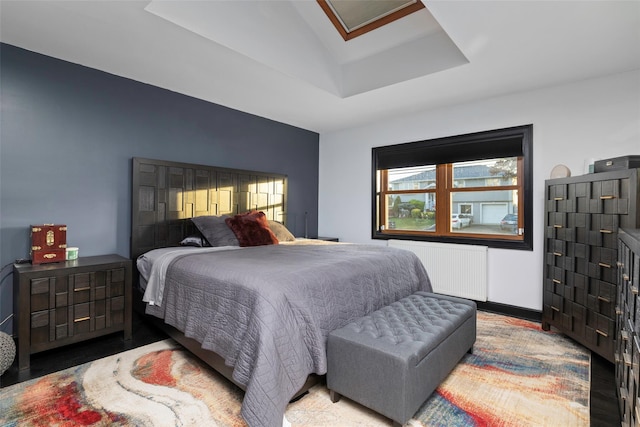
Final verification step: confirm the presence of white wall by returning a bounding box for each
[318,69,640,311]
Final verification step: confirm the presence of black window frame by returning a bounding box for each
[372,124,533,251]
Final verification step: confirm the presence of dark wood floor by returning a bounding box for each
[1,311,620,426]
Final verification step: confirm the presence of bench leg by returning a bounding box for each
[468,345,474,354]
[329,389,341,403]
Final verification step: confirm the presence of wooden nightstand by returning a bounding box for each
[13,254,132,370]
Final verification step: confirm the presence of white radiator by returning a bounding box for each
[388,240,488,301]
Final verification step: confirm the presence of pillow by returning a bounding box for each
[267,220,296,242]
[225,211,279,247]
[191,215,240,247]
[179,235,209,247]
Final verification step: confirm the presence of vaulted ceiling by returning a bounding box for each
[1,1,638,133]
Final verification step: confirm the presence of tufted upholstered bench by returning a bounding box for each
[326,291,476,426]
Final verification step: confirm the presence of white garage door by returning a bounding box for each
[482,204,508,224]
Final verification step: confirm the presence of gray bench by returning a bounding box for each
[326,291,476,426]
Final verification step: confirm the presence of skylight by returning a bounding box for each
[318,0,425,41]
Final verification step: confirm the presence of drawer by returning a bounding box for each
[587,310,615,338]
[549,212,566,229]
[548,184,567,202]
[551,239,566,256]
[592,214,619,235]
[589,260,617,283]
[29,297,127,345]
[550,265,565,285]
[591,246,617,269]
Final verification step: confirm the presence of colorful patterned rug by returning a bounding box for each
[0,311,590,426]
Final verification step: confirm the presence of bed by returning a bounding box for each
[130,158,432,427]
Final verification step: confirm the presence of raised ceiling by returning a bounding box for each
[0,1,639,133]
[143,1,465,98]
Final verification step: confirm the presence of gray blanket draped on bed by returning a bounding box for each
[146,243,432,427]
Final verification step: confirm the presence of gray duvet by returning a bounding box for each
[145,243,431,427]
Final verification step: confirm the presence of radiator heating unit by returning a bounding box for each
[388,240,488,301]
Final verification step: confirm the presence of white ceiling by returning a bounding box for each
[1,1,639,134]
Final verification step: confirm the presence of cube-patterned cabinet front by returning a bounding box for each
[13,254,132,370]
[542,169,639,363]
[617,229,640,427]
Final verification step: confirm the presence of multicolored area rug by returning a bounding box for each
[0,312,590,426]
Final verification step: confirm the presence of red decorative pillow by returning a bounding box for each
[225,211,279,247]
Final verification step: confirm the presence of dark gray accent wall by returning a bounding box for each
[0,43,319,334]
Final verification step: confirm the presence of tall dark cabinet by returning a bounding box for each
[616,228,640,426]
[541,168,640,363]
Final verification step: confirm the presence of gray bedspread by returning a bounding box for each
[146,243,431,427]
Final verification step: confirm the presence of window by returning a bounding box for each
[317,0,425,41]
[372,125,533,250]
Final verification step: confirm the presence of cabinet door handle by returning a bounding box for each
[623,274,630,281]
[551,306,560,312]
[617,261,624,267]
[74,316,90,323]
[553,197,564,201]
[597,296,610,303]
[552,279,561,284]
[598,262,611,268]
[553,252,562,257]
[600,195,614,200]
[620,387,629,400]
[599,229,613,234]
[553,224,563,228]
[596,329,608,338]
[632,286,638,295]
[74,286,91,292]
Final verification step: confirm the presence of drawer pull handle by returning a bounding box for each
[596,329,608,338]
[616,307,623,315]
[553,197,564,201]
[617,261,624,267]
[74,316,90,323]
[624,352,632,366]
[74,287,91,292]
[624,274,630,281]
[552,279,561,284]
[632,286,638,295]
[600,195,614,200]
[597,296,610,303]
[551,306,560,312]
[621,330,629,340]
[598,262,611,268]
[620,387,629,400]
[553,224,563,228]
[553,252,562,257]
[599,229,613,234]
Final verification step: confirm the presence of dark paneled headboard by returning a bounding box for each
[131,157,288,260]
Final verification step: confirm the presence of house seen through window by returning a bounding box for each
[372,125,533,250]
